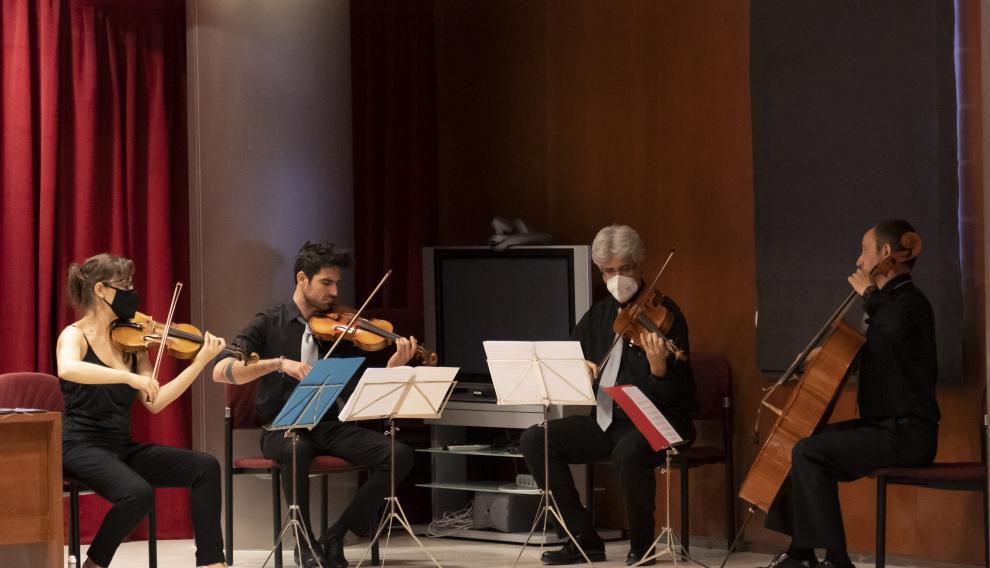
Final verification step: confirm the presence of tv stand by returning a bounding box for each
[417,399,620,544]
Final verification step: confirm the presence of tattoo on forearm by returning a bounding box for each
[223,360,237,384]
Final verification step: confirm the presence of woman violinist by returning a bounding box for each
[56,253,228,568]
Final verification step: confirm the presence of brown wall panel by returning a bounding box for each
[435,0,984,563]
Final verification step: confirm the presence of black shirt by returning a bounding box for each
[574,293,698,440]
[60,337,137,445]
[858,273,940,426]
[229,301,377,425]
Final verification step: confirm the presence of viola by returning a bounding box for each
[613,287,688,361]
[307,311,439,365]
[111,312,257,364]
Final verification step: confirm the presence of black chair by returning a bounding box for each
[586,353,735,552]
[869,406,987,568]
[0,372,157,567]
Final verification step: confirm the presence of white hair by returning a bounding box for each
[591,224,646,268]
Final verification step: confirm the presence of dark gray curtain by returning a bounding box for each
[751,0,963,383]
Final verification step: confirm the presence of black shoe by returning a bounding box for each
[817,561,855,568]
[319,533,349,568]
[761,553,815,568]
[626,548,656,566]
[294,541,328,568]
[540,533,606,565]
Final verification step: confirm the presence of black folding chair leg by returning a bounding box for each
[680,459,690,553]
[70,483,81,562]
[273,469,283,568]
[149,498,157,568]
[875,477,886,568]
[225,474,234,564]
[321,475,329,536]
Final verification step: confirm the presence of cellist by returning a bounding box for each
[763,220,940,568]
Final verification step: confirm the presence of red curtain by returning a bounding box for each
[351,0,439,314]
[1,0,192,540]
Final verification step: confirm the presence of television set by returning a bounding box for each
[423,246,593,389]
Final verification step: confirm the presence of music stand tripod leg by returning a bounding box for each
[633,449,708,568]
[512,404,597,568]
[262,430,325,568]
[356,419,442,568]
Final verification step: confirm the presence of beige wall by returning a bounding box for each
[186,0,354,551]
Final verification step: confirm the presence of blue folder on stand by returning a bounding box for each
[266,357,366,431]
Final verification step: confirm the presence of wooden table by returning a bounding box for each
[0,411,63,567]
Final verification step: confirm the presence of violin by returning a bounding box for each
[613,287,688,361]
[111,312,258,364]
[308,311,439,365]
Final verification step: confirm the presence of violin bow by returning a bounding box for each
[149,282,183,392]
[321,270,392,361]
[593,248,677,381]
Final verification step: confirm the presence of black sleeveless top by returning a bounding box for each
[60,332,137,444]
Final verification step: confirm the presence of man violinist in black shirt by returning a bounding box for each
[520,224,698,566]
[212,241,418,568]
[763,220,940,568]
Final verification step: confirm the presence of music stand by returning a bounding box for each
[261,356,366,568]
[338,366,459,568]
[602,384,706,568]
[483,341,596,567]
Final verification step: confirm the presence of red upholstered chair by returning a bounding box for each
[224,380,380,567]
[869,406,988,568]
[0,372,157,567]
[586,353,735,552]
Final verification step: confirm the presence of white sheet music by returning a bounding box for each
[338,366,458,421]
[622,386,683,446]
[484,341,594,406]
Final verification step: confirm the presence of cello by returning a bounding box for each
[738,232,922,513]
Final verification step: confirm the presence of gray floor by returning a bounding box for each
[68,536,977,568]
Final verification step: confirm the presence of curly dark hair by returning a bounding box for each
[293,240,353,283]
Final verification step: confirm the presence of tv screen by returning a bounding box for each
[424,247,592,382]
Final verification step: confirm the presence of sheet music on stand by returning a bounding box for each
[602,384,704,568]
[484,341,595,406]
[260,356,366,568]
[267,357,366,431]
[343,365,459,568]
[483,340,596,567]
[339,365,458,421]
[603,384,683,451]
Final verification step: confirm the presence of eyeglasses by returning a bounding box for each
[101,281,134,292]
[601,264,638,277]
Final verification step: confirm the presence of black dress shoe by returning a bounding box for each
[817,561,855,568]
[760,553,815,568]
[294,541,328,568]
[540,533,606,565]
[319,533,348,568]
[625,548,656,566]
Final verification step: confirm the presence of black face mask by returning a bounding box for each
[102,285,139,320]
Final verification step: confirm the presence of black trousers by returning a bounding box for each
[765,418,937,551]
[261,420,414,541]
[62,440,225,567]
[520,415,674,551]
